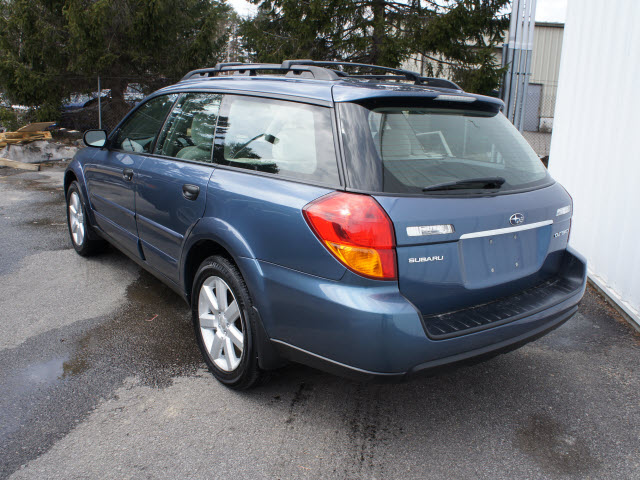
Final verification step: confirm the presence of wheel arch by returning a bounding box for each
[182,233,284,371]
[183,238,235,304]
[64,170,78,194]
[180,217,256,300]
[64,161,91,207]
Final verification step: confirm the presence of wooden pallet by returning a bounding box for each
[0,122,55,148]
[0,131,53,148]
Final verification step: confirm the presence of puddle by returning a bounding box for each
[0,263,204,477]
[0,356,69,439]
[59,268,203,388]
[62,356,89,378]
[2,354,88,405]
[12,357,67,390]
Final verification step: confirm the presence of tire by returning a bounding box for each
[192,255,263,389]
[66,181,106,256]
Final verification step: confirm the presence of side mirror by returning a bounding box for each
[83,129,108,148]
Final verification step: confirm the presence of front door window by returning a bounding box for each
[111,94,178,153]
[155,93,222,163]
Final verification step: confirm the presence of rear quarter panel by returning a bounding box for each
[199,169,345,278]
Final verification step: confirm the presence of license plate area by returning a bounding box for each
[459,225,551,288]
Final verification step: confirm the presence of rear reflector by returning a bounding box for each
[303,192,397,280]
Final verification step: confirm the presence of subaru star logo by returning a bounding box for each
[510,213,525,225]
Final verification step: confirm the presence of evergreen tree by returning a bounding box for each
[240,0,508,94]
[0,0,230,119]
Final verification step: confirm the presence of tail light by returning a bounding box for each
[303,192,397,280]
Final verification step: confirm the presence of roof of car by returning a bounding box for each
[154,60,504,108]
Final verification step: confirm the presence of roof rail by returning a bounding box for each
[181,59,463,90]
[180,62,339,81]
[282,59,421,82]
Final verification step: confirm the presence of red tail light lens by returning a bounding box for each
[303,192,397,280]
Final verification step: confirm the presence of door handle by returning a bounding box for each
[122,168,134,181]
[182,184,200,201]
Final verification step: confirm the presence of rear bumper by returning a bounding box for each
[238,247,587,381]
[274,302,578,382]
[421,249,587,339]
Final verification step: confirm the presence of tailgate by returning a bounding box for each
[374,183,573,316]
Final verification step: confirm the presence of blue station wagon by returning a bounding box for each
[65,60,587,389]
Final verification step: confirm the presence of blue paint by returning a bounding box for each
[66,71,586,379]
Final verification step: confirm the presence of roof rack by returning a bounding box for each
[282,59,419,80]
[181,62,339,81]
[180,59,462,90]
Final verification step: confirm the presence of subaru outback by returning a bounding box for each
[65,60,586,389]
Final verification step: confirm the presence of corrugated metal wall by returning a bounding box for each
[531,24,564,84]
[531,24,563,119]
[404,24,564,126]
[549,0,640,327]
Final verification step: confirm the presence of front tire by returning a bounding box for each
[66,181,105,256]
[192,255,263,389]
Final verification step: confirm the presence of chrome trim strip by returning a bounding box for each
[459,220,553,239]
[406,224,455,237]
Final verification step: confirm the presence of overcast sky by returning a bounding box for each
[534,0,567,22]
[227,0,568,22]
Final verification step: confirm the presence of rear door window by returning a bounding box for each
[213,96,340,185]
[339,102,551,194]
[155,93,222,163]
[111,94,177,153]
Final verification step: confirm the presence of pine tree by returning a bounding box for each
[240,0,509,94]
[0,0,230,120]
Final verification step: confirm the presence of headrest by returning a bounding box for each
[191,112,216,148]
[380,128,412,159]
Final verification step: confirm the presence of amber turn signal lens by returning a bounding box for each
[303,192,397,280]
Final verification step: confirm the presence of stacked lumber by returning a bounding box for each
[0,122,55,148]
[0,158,40,171]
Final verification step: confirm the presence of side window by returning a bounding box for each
[214,96,340,185]
[155,93,222,162]
[112,94,177,153]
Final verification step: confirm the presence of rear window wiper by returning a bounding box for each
[422,176,506,192]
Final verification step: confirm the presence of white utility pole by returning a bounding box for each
[502,0,537,131]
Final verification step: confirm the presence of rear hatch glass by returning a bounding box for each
[338,101,551,194]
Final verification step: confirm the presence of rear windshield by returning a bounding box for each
[338,102,551,194]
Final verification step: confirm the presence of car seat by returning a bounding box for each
[176,113,216,162]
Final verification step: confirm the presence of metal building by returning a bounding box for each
[495,22,564,132]
[549,0,640,328]
[403,23,564,132]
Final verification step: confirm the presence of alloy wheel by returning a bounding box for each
[68,191,85,246]
[197,276,244,372]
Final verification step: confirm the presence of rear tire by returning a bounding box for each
[66,181,106,256]
[192,255,263,389]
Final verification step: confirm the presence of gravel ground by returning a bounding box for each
[1,165,639,480]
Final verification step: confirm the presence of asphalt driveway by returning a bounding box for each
[1,165,639,479]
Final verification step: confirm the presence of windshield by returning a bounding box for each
[338,102,551,194]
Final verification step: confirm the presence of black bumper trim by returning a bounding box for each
[421,251,587,340]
